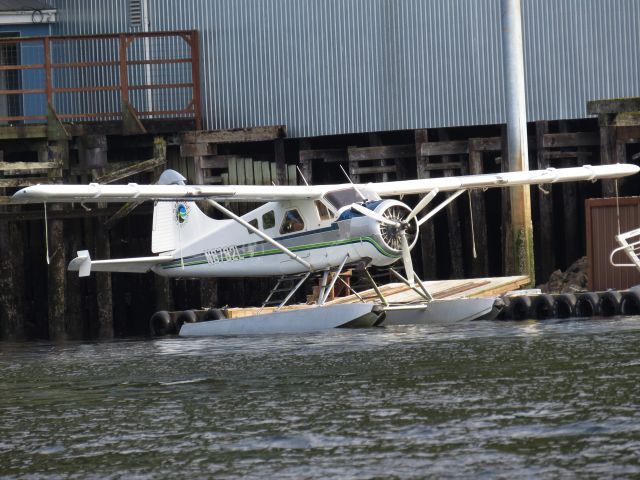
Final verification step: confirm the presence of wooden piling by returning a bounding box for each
[415,129,437,279]
[0,217,24,340]
[468,138,489,277]
[47,140,68,341]
[535,120,555,281]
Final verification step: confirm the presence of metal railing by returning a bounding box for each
[0,30,201,128]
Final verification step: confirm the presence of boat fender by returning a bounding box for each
[575,292,600,317]
[204,308,226,321]
[150,310,173,336]
[620,286,640,316]
[552,294,576,319]
[598,290,622,317]
[505,295,531,321]
[175,310,198,332]
[531,294,555,320]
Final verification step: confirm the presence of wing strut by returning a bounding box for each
[204,199,313,271]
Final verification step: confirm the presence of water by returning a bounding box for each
[1,318,640,478]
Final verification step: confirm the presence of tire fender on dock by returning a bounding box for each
[552,294,577,319]
[598,290,622,317]
[575,292,600,317]
[620,286,640,316]
[530,294,555,320]
[150,310,173,336]
[506,295,532,321]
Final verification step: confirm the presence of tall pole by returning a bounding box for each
[501,0,535,284]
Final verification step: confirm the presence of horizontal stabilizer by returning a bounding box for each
[68,251,173,277]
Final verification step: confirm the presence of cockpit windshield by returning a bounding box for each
[324,187,363,209]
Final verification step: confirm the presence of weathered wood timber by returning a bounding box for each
[180,125,286,144]
[587,97,640,115]
[535,121,555,282]
[94,156,166,184]
[415,129,437,279]
[95,220,113,338]
[468,138,489,277]
[543,132,599,148]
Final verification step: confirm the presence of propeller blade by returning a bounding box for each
[350,203,398,226]
[400,230,415,286]
[404,188,439,223]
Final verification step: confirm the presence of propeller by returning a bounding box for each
[350,201,422,285]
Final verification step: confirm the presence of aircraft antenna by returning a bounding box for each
[296,165,309,186]
[339,165,366,201]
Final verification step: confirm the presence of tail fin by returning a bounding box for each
[151,170,218,254]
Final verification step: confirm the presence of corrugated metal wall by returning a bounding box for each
[49,0,640,138]
[587,198,640,291]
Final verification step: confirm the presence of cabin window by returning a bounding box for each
[262,210,275,229]
[324,187,362,209]
[246,218,259,234]
[280,209,305,234]
[315,200,333,221]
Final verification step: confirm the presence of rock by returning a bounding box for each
[538,256,589,294]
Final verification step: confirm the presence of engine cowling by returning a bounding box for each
[371,200,419,253]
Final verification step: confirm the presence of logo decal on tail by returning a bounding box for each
[175,203,189,225]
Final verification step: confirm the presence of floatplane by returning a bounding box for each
[12,163,639,335]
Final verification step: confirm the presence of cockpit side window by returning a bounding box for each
[315,200,334,221]
[246,218,259,234]
[324,187,362,210]
[280,209,305,234]
[262,210,275,229]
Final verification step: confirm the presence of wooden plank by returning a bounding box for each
[0,177,49,187]
[468,136,501,151]
[287,164,297,185]
[543,150,592,159]
[180,125,286,144]
[422,161,462,171]
[262,161,271,185]
[274,138,286,186]
[270,162,277,185]
[180,142,216,157]
[198,155,235,169]
[244,158,254,185]
[0,161,60,172]
[253,159,264,185]
[421,140,468,156]
[351,165,397,175]
[299,148,347,163]
[347,144,413,161]
[587,97,640,115]
[543,132,599,148]
[93,156,166,184]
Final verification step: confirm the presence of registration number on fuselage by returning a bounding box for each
[203,245,242,264]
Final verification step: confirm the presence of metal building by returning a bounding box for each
[36,0,640,138]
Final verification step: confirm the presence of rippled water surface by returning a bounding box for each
[2,318,640,478]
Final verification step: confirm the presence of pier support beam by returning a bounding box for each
[415,129,437,279]
[500,0,535,284]
[47,140,68,340]
[0,217,24,340]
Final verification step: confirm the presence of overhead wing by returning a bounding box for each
[12,183,331,204]
[10,163,638,204]
[367,164,640,197]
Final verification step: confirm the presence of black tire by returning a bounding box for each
[575,292,600,317]
[598,290,622,317]
[553,294,576,319]
[505,295,532,321]
[531,294,555,320]
[204,308,226,321]
[175,310,198,333]
[620,286,640,316]
[149,310,173,336]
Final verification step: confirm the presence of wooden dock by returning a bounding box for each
[224,276,529,318]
